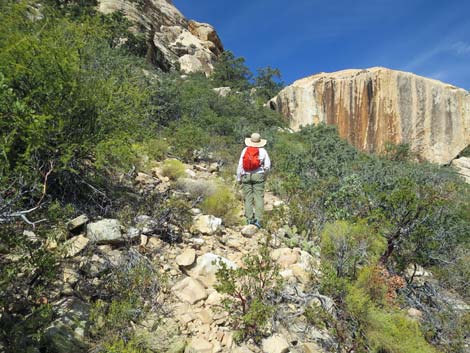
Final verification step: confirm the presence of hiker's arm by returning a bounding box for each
[236,148,246,182]
[263,150,271,172]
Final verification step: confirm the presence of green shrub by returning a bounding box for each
[95,136,139,173]
[102,335,150,353]
[166,123,211,161]
[344,268,436,353]
[200,182,240,225]
[366,309,438,353]
[140,138,169,162]
[320,220,385,280]
[215,242,282,342]
[161,159,186,180]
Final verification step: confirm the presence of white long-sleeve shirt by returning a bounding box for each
[236,147,271,181]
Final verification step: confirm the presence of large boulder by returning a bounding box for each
[269,67,470,164]
[97,0,224,75]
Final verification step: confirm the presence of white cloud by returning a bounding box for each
[451,41,470,55]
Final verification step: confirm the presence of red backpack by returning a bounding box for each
[243,147,261,171]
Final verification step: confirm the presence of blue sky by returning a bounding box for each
[173,0,470,89]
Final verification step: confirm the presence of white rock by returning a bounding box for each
[262,334,290,353]
[176,248,196,267]
[172,277,208,304]
[192,215,222,235]
[188,253,237,287]
[185,168,197,178]
[87,219,123,244]
[241,224,258,237]
[212,87,231,97]
[190,208,202,215]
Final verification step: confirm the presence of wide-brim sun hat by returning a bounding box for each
[245,133,267,147]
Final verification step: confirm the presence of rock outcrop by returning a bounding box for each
[97,0,224,74]
[452,156,470,183]
[269,67,470,164]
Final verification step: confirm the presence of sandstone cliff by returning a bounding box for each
[97,0,224,75]
[269,67,470,164]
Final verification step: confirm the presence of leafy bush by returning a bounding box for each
[161,159,186,180]
[215,242,282,342]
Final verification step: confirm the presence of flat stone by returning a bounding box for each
[62,235,89,258]
[67,215,89,232]
[262,334,290,353]
[176,248,196,267]
[172,277,208,304]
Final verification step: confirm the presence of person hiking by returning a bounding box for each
[237,133,271,228]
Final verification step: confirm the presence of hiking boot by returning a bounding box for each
[253,220,261,229]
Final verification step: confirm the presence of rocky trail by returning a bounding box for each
[35,159,334,353]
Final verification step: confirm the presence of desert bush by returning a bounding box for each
[88,251,161,349]
[176,178,217,200]
[200,182,241,225]
[215,242,282,342]
[161,159,186,180]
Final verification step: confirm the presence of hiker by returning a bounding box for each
[237,133,271,228]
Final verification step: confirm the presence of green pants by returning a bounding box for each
[241,173,265,223]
